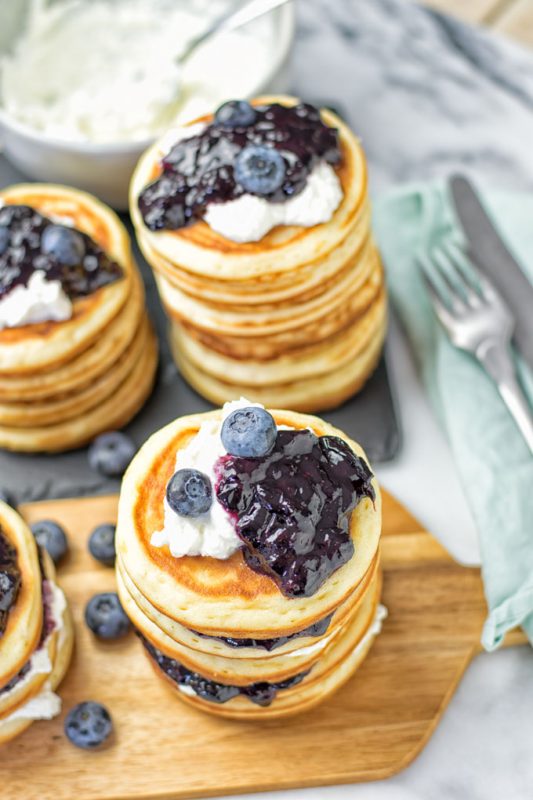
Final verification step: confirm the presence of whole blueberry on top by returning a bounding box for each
[31,520,68,564]
[214,99,257,128]
[64,701,113,749]
[0,488,15,508]
[88,431,136,478]
[85,592,131,639]
[234,145,286,196]
[41,224,85,266]
[167,469,212,517]
[221,407,277,458]
[0,226,9,257]
[88,524,116,567]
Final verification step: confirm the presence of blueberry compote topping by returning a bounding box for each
[140,633,309,706]
[216,430,375,598]
[192,611,333,652]
[138,101,341,232]
[0,526,21,637]
[0,205,122,301]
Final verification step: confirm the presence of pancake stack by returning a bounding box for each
[130,96,386,412]
[0,183,158,453]
[0,500,73,744]
[116,406,384,719]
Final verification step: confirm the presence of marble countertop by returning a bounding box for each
[220,1,533,799]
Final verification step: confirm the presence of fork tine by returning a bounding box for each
[417,256,457,330]
[432,245,479,309]
[443,240,499,302]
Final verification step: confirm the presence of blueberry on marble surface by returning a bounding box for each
[234,145,286,195]
[64,701,113,749]
[214,99,257,128]
[31,520,68,564]
[88,431,136,478]
[166,469,212,517]
[88,524,116,567]
[85,592,131,639]
[221,407,277,458]
[41,224,85,266]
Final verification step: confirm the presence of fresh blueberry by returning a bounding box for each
[88,431,136,478]
[166,469,212,517]
[234,145,286,195]
[0,487,15,508]
[41,224,85,266]
[221,407,277,458]
[31,520,68,564]
[214,99,257,128]
[88,524,116,567]
[64,702,113,749]
[0,226,9,256]
[85,592,131,639]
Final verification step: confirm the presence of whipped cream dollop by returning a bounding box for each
[152,399,284,559]
[0,270,72,330]
[0,581,66,726]
[204,161,343,243]
[1,0,274,144]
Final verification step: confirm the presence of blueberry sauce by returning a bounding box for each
[0,553,56,695]
[191,611,334,652]
[0,205,122,301]
[0,527,21,637]
[216,430,375,599]
[140,633,309,706]
[138,102,341,232]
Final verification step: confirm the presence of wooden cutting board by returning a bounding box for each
[0,490,524,800]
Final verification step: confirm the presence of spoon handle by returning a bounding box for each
[177,0,292,65]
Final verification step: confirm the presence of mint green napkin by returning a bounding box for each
[373,182,533,651]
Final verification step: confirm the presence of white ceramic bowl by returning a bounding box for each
[0,0,295,210]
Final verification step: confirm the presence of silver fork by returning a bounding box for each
[419,240,533,454]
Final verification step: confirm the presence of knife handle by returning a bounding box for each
[478,342,533,455]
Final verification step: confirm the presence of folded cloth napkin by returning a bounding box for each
[373,182,533,651]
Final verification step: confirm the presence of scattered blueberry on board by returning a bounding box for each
[31,520,68,564]
[234,145,286,195]
[214,99,257,128]
[221,406,277,457]
[64,702,113,749]
[41,224,85,266]
[88,431,136,478]
[166,469,212,517]
[0,488,15,508]
[88,524,116,567]
[85,592,131,639]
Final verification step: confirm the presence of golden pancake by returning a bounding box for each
[0,325,158,452]
[144,572,383,720]
[130,98,368,282]
[0,502,42,687]
[0,598,73,745]
[120,559,380,685]
[0,184,134,374]
[173,315,386,413]
[0,271,144,402]
[116,409,381,637]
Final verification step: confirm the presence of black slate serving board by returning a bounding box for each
[0,155,400,503]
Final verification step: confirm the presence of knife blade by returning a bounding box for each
[449,174,533,371]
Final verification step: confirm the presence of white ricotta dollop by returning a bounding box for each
[0,582,66,726]
[151,398,267,560]
[203,161,344,243]
[0,270,72,329]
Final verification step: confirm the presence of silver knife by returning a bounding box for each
[449,174,533,371]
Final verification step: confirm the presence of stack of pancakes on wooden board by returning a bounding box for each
[116,408,384,720]
[130,96,387,412]
[0,184,158,453]
[0,501,73,744]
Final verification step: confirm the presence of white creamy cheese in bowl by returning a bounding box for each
[0,0,295,208]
